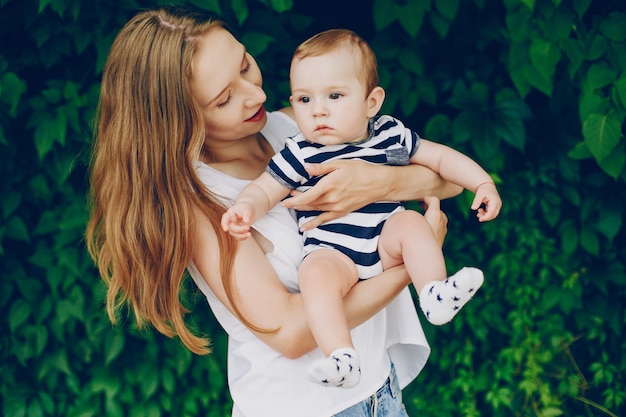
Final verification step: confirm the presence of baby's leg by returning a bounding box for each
[378,210,447,289]
[378,210,484,325]
[299,249,361,388]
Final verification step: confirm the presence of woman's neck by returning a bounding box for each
[202,133,273,180]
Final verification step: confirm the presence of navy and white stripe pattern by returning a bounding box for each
[266,115,421,279]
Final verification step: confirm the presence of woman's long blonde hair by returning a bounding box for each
[86,6,238,354]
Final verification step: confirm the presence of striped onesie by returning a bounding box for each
[266,114,420,279]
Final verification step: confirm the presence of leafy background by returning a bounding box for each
[1,0,625,416]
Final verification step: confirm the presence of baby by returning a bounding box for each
[222,29,502,388]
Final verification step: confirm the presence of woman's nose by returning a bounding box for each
[244,81,266,106]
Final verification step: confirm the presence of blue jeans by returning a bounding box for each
[333,363,410,417]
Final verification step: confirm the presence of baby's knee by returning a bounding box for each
[298,250,358,290]
[387,209,429,231]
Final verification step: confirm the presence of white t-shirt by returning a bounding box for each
[188,111,430,417]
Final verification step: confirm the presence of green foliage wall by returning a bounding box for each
[1,0,624,416]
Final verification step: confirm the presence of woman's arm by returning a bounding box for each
[192,198,447,359]
[193,208,410,358]
[282,160,462,230]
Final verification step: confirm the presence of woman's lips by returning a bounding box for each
[245,105,265,122]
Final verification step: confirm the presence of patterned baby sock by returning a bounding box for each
[419,267,484,325]
[306,347,361,388]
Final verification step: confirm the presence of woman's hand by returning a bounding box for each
[281,160,380,230]
[282,159,461,230]
[421,195,448,247]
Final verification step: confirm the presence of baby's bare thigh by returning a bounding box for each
[378,210,430,269]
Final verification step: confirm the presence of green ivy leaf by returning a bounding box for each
[2,191,22,218]
[493,115,525,150]
[397,50,423,75]
[161,366,175,394]
[598,144,626,179]
[614,76,626,107]
[585,33,607,60]
[424,114,452,140]
[104,330,125,365]
[435,0,459,21]
[559,220,578,254]
[373,0,398,31]
[140,365,159,397]
[401,91,418,116]
[398,1,427,38]
[9,299,32,331]
[52,349,72,375]
[104,398,123,417]
[265,0,293,13]
[15,278,42,302]
[599,12,626,42]
[25,324,49,357]
[580,225,599,255]
[573,0,592,18]
[92,369,120,400]
[506,9,532,42]
[230,0,249,25]
[596,208,622,241]
[582,112,622,161]
[583,61,618,92]
[430,13,451,38]
[578,92,609,121]
[241,32,275,57]
[1,72,27,116]
[541,406,565,417]
[6,216,30,242]
[530,38,560,89]
[37,392,55,414]
[33,112,68,160]
[33,210,59,235]
[526,65,553,96]
[562,38,585,78]
[27,398,44,417]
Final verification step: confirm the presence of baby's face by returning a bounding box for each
[289,50,372,145]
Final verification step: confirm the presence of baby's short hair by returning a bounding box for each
[292,29,379,95]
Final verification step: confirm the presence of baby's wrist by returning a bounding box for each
[475,181,495,193]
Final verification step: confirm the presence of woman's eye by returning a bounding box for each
[241,62,251,74]
[217,92,232,108]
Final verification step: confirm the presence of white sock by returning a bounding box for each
[419,267,484,325]
[306,347,361,388]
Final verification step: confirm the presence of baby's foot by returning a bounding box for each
[419,267,484,325]
[307,347,361,388]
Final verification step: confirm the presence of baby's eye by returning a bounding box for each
[299,96,310,103]
[329,93,342,100]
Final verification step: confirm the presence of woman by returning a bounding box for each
[86,6,460,417]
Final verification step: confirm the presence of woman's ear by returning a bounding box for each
[366,86,385,118]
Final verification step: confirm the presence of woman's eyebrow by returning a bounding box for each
[206,46,246,106]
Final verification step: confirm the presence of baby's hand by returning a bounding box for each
[471,182,502,222]
[221,204,253,240]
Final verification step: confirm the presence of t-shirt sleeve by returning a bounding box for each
[266,138,309,190]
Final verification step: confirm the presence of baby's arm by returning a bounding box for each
[411,139,502,222]
[221,172,291,239]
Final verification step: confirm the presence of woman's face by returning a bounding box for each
[191,28,267,143]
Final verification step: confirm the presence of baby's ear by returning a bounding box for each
[366,86,385,117]
[289,95,294,106]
